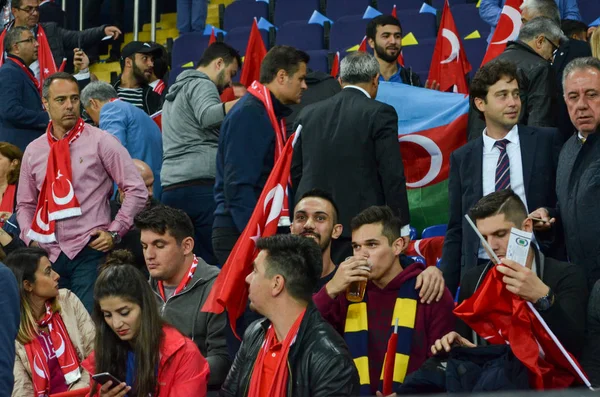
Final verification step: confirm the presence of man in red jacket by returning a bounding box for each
[313,206,455,395]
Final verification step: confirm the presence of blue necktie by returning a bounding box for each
[494,139,511,191]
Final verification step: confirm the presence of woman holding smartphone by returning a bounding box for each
[83,251,210,397]
[6,247,95,396]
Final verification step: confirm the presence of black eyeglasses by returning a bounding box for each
[544,36,559,56]
[17,6,40,14]
[15,37,37,45]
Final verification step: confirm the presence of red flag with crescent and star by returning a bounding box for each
[240,18,267,87]
[481,0,523,66]
[428,0,471,94]
[202,129,300,339]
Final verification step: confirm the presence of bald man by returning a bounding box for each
[111,159,158,271]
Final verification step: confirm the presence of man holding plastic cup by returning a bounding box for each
[313,206,455,396]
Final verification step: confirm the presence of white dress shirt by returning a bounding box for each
[479,125,528,258]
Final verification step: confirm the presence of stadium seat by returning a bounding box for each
[463,38,487,73]
[276,21,325,50]
[579,0,600,25]
[274,0,321,25]
[402,37,436,73]
[415,70,430,84]
[223,1,269,31]
[224,26,269,56]
[326,0,371,21]
[451,4,491,38]
[378,0,423,12]
[397,10,437,40]
[410,226,418,241]
[421,224,448,239]
[432,0,469,8]
[329,15,369,53]
[171,32,211,69]
[305,50,330,73]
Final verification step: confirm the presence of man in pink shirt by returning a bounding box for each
[17,72,147,312]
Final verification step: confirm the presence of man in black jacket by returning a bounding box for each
[433,190,587,360]
[113,41,163,115]
[440,59,562,296]
[467,17,562,140]
[530,57,600,290]
[292,51,411,264]
[220,234,359,397]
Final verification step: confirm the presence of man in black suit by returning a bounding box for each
[433,190,587,359]
[440,59,562,296]
[291,51,411,265]
[520,0,592,142]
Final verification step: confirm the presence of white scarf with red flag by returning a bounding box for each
[24,302,81,396]
[202,125,302,339]
[27,119,84,243]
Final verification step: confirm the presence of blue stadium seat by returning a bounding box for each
[579,0,600,25]
[463,38,487,73]
[432,0,469,9]
[421,224,448,239]
[224,26,269,56]
[274,0,321,25]
[326,0,371,21]
[410,226,418,241]
[223,1,269,31]
[450,4,490,38]
[415,70,430,84]
[276,21,325,50]
[378,0,423,12]
[397,10,437,40]
[402,37,436,73]
[305,50,330,73]
[171,32,210,69]
[329,15,369,53]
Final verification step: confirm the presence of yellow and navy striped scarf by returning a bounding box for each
[344,278,418,395]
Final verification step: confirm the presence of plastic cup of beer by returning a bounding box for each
[345,257,370,302]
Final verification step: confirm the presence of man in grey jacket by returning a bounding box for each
[135,205,230,389]
[161,42,240,266]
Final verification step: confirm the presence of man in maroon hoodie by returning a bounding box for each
[313,206,455,395]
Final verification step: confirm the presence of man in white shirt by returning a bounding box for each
[440,58,562,296]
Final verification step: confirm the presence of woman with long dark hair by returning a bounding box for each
[83,251,209,397]
[6,247,95,396]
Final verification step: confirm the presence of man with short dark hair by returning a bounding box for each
[135,204,230,388]
[113,41,163,115]
[434,190,587,359]
[220,233,360,397]
[212,45,309,265]
[0,25,49,150]
[161,42,240,266]
[16,72,147,312]
[441,59,562,295]
[314,206,454,396]
[366,14,438,89]
[562,19,589,42]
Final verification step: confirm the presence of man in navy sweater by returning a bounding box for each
[212,46,309,266]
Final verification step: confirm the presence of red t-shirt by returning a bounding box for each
[259,337,283,396]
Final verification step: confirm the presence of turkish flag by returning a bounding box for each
[202,130,299,339]
[428,0,471,94]
[358,36,367,52]
[454,266,590,389]
[406,237,444,267]
[209,27,216,45]
[150,110,162,131]
[481,0,523,66]
[391,4,397,18]
[330,51,340,77]
[240,19,267,87]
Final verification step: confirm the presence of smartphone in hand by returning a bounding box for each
[92,372,123,388]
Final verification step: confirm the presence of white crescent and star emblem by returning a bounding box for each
[35,207,51,231]
[263,184,285,226]
[33,355,47,379]
[440,28,460,64]
[491,6,522,45]
[250,225,262,244]
[398,134,443,188]
[55,332,65,358]
[51,169,75,206]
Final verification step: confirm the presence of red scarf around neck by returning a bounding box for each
[24,302,81,396]
[27,118,84,243]
[247,308,306,397]
[157,255,199,301]
[0,22,58,86]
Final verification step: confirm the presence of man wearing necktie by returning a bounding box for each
[440,59,563,296]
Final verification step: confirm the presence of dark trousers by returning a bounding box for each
[162,184,218,265]
[211,226,240,267]
[53,246,106,313]
[84,0,125,59]
[176,0,208,33]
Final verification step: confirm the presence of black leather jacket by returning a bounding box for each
[220,305,360,397]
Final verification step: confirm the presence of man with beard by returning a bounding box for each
[113,41,164,115]
[290,189,343,291]
[161,42,240,266]
[366,15,439,89]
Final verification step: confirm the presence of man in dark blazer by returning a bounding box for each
[0,26,49,151]
[440,59,562,296]
[434,190,588,360]
[291,51,411,265]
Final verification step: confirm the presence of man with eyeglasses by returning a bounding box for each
[0,26,49,150]
[468,17,563,141]
[0,0,121,82]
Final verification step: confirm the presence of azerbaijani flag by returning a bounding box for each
[376,82,469,232]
